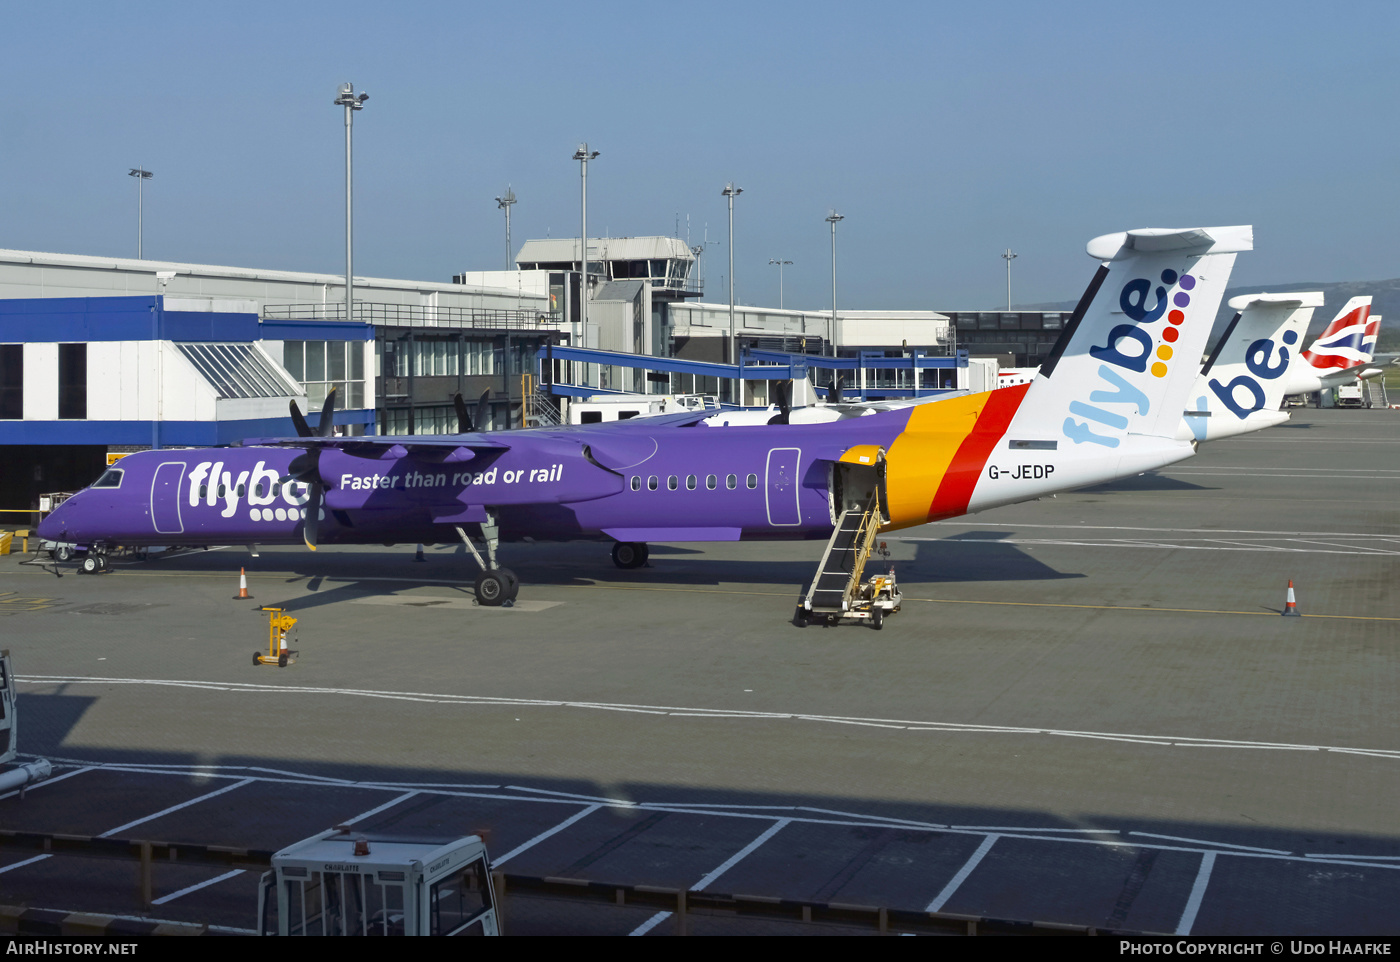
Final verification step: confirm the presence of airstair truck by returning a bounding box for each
[258,828,499,936]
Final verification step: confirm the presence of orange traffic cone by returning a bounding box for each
[1282,579,1300,617]
[234,568,253,601]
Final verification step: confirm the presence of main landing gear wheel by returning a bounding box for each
[474,569,514,607]
[80,555,99,575]
[611,542,649,570]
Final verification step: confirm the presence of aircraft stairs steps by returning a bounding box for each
[800,493,882,620]
[525,387,562,427]
[1365,378,1388,408]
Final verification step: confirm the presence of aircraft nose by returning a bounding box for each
[36,498,73,541]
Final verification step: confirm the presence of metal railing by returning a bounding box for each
[263,303,555,330]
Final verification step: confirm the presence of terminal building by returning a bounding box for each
[0,241,1067,510]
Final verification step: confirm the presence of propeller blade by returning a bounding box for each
[317,388,338,437]
[289,400,313,438]
[767,380,792,425]
[453,393,474,433]
[478,390,492,431]
[302,483,322,552]
[286,448,320,483]
[829,375,845,403]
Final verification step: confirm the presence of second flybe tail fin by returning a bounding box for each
[1302,296,1375,371]
[1180,291,1323,441]
[1009,226,1252,449]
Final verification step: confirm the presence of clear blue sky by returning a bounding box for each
[3,1,1396,310]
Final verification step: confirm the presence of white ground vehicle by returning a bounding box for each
[258,828,498,936]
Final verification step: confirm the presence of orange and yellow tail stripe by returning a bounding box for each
[883,384,1029,530]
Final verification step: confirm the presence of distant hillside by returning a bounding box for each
[1017,278,1400,352]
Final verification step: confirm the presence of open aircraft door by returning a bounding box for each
[828,445,889,527]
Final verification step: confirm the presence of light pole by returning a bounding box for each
[128,168,152,259]
[1002,248,1018,311]
[826,211,844,355]
[334,82,369,321]
[769,258,792,310]
[573,145,599,345]
[495,187,516,270]
[722,183,742,367]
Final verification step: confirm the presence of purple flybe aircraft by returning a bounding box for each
[40,225,1254,607]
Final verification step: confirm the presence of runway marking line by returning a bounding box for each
[9,559,1395,620]
[926,834,999,912]
[99,777,255,838]
[692,818,792,892]
[21,675,1400,763]
[491,804,602,868]
[150,868,245,906]
[1175,852,1216,936]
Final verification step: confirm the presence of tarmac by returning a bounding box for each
[0,407,1397,935]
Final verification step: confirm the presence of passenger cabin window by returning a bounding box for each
[92,469,123,489]
[630,476,641,491]
[706,475,717,490]
[746,474,757,489]
[647,476,658,491]
[726,474,737,490]
[667,476,678,491]
[199,484,208,499]
[686,475,697,490]
[237,483,246,497]
[256,482,267,497]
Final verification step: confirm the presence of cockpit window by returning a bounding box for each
[92,469,124,489]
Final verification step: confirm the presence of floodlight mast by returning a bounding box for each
[722,183,742,374]
[573,145,599,346]
[128,168,153,259]
[1002,248,1018,311]
[769,258,792,310]
[496,187,517,271]
[334,82,368,322]
[826,211,844,356]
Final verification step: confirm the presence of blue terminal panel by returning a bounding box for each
[0,410,376,446]
[0,296,371,344]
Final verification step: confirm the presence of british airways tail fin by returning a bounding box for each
[1180,291,1323,441]
[1010,225,1253,447]
[1302,296,1375,372]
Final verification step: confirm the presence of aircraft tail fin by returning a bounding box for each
[1302,296,1375,371]
[1181,291,1322,440]
[1008,226,1252,448]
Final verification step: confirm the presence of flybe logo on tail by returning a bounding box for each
[1207,332,1294,418]
[1063,270,1194,448]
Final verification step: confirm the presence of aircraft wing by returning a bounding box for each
[239,434,511,463]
